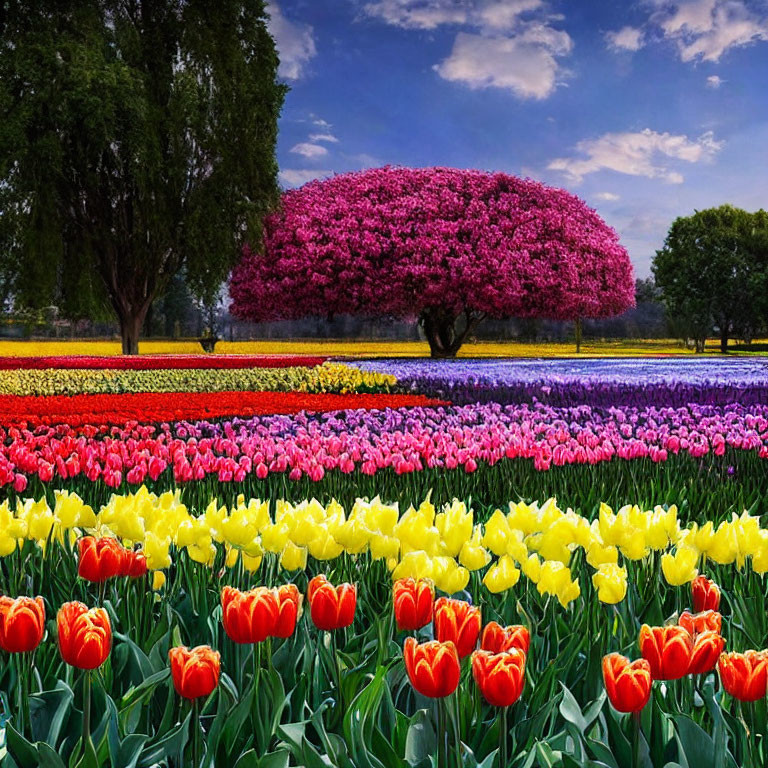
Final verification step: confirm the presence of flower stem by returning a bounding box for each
[82,670,92,758]
[437,697,447,768]
[192,699,201,768]
[499,706,508,768]
[632,710,641,768]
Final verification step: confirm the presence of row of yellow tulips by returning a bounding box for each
[0,362,394,396]
[3,487,767,607]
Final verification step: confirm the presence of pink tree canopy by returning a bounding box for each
[230,166,635,356]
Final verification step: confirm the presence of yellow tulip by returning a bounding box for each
[483,555,521,593]
[391,550,432,581]
[522,553,542,583]
[556,578,581,608]
[586,542,619,568]
[144,532,172,570]
[592,563,627,604]
[152,571,166,591]
[435,500,473,557]
[661,547,699,586]
[279,541,307,571]
[225,546,239,568]
[537,560,572,597]
[241,552,263,573]
[482,510,511,556]
[369,534,400,561]
[458,526,491,571]
[307,527,344,561]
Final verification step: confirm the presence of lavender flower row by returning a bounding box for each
[352,358,768,407]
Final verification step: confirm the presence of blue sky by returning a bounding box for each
[266,0,768,276]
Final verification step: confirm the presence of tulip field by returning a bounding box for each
[2,354,768,768]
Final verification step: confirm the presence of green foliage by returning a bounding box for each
[0,0,286,352]
[2,533,768,767]
[652,205,768,352]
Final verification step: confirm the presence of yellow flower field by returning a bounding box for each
[1,337,764,358]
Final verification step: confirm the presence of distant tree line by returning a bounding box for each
[652,205,768,353]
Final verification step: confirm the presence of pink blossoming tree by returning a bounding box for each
[230,167,635,357]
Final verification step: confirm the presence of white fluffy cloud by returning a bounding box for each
[608,0,768,62]
[548,128,723,184]
[267,1,317,80]
[279,169,333,188]
[706,74,725,87]
[595,192,621,201]
[290,142,329,159]
[659,0,768,61]
[362,0,545,31]
[605,26,645,51]
[435,24,572,99]
[309,133,340,143]
[362,0,572,99]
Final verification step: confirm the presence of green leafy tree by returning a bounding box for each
[0,0,285,353]
[652,205,768,353]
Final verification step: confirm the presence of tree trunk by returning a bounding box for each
[119,310,147,355]
[420,308,486,358]
[575,318,582,354]
[720,326,728,354]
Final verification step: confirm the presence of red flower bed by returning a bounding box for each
[0,354,327,370]
[0,391,449,427]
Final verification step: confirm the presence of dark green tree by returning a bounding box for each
[0,0,285,353]
[652,205,768,353]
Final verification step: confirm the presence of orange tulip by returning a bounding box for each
[434,597,481,659]
[221,586,278,644]
[472,649,526,707]
[0,596,45,653]
[480,621,530,655]
[689,630,725,675]
[719,651,768,702]
[273,584,301,638]
[638,625,693,680]
[678,610,722,636]
[393,578,434,631]
[403,637,461,698]
[602,653,652,713]
[57,601,111,669]
[691,575,720,613]
[307,575,356,631]
[121,550,148,579]
[169,645,221,700]
[77,536,126,583]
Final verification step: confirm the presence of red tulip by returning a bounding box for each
[472,649,526,707]
[221,586,278,644]
[602,653,652,713]
[169,645,221,700]
[403,637,460,698]
[638,625,693,680]
[77,536,126,583]
[434,598,481,659]
[57,602,112,669]
[480,621,530,655]
[691,575,720,613]
[0,596,45,653]
[689,630,725,675]
[273,584,301,638]
[718,651,768,702]
[307,575,356,631]
[393,578,434,631]
[678,610,722,636]
[121,550,147,579]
